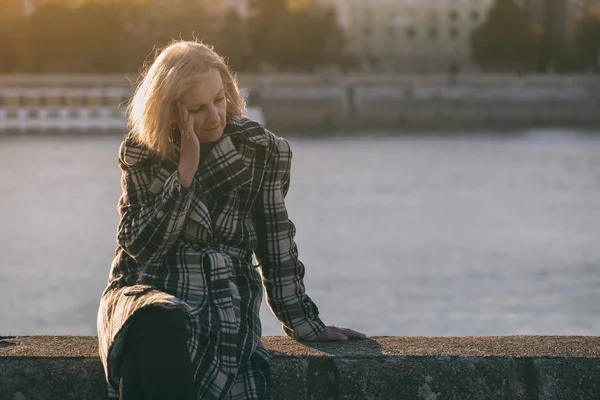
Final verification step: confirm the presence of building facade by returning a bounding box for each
[318,0,495,73]
[317,0,600,73]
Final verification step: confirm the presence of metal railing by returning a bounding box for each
[0,87,264,132]
[0,107,127,132]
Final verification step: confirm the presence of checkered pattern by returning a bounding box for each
[97,117,326,399]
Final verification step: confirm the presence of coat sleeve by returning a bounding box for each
[255,137,326,341]
[116,144,195,270]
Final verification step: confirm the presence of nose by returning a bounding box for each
[206,106,220,126]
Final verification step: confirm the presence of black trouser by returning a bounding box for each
[119,307,197,400]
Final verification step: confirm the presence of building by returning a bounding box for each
[317,0,496,73]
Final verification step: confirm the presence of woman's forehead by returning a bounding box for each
[181,69,224,105]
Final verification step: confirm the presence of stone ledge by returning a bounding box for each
[1,336,599,399]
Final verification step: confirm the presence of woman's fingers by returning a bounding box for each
[176,102,196,140]
[317,325,366,341]
[186,114,194,138]
[338,327,366,339]
[177,102,188,136]
[315,325,367,341]
[321,329,348,341]
[176,102,200,188]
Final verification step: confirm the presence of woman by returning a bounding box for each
[97,40,365,400]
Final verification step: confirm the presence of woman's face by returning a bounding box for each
[179,68,227,143]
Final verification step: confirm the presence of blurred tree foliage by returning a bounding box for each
[470,0,541,72]
[574,15,600,72]
[0,0,349,73]
[250,1,345,71]
[212,9,251,71]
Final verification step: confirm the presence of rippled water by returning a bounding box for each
[1,129,599,336]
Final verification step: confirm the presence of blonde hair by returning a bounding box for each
[126,40,245,159]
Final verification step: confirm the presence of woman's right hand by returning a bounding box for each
[176,102,200,189]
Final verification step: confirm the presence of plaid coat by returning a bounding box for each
[97,116,326,399]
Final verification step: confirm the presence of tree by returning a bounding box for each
[71,2,127,72]
[470,0,541,72]
[25,4,81,72]
[0,0,350,73]
[265,7,343,71]
[0,13,25,72]
[248,0,286,64]
[213,9,251,71]
[248,0,347,71]
[574,15,600,72]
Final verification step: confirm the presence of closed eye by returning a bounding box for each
[190,97,225,113]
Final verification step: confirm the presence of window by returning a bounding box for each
[449,10,459,22]
[367,55,379,69]
[471,10,480,21]
[363,27,373,36]
[449,27,459,39]
[428,10,438,23]
[406,27,416,39]
[429,28,438,39]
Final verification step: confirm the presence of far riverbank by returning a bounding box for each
[1,73,599,133]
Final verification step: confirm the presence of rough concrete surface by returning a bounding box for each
[1,336,599,400]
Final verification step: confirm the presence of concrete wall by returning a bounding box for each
[1,74,599,133]
[248,75,600,132]
[1,336,600,399]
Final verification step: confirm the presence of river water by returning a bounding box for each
[1,129,599,337]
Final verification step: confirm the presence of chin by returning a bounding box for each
[199,128,224,143]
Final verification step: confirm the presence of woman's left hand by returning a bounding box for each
[311,325,367,341]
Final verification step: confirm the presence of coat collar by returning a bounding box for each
[170,116,271,201]
[195,132,253,200]
[181,131,252,234]
[224,116,271,147]
[172,119,258,234]
[120,116,269,169]
[123,116,267,234]
[164,120,254,200]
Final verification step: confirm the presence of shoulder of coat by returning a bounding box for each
[118,133,159,168]
[227,116,287,152]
